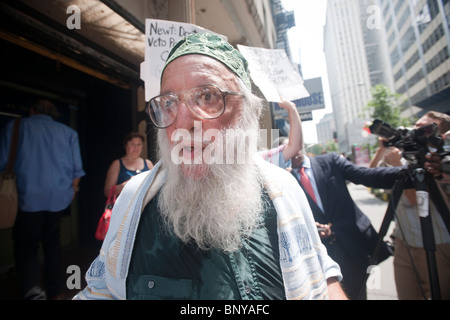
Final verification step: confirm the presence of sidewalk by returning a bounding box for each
[347,182,398,300]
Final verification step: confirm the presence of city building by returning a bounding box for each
[271,0,296,60]
[323,0,450,153]
[316,113,336,145]
[324,0,374,153]
[379,0,450,114]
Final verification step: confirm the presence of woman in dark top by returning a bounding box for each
[104,132,154,197]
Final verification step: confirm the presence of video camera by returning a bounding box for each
[369,119,450,173]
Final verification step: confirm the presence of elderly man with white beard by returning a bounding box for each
[75,33,346,300]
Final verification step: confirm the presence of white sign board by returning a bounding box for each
[272,77,325,116]
[140,19,226,101]
[237,45,309,103]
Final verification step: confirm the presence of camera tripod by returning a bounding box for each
[358,167,450,300]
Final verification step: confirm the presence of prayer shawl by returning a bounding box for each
[75,156,341,300]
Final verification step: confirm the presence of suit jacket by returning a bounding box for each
[292,152,402,267]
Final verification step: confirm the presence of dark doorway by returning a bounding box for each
[0,37,135,265]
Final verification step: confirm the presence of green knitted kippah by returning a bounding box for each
[162,33,251,89]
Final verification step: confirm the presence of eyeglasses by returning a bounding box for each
[146,84,244,128]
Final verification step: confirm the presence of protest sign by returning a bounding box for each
[272,77,325,116]
[237,45,309,103]
[140,19,225,101]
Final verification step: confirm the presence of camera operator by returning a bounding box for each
[425,130,450,188]
[370,111,450,300]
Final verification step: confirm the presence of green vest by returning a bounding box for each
[126,191,285,300]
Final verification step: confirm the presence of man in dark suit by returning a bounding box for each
[290,151,402,299]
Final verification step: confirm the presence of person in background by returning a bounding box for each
[75,33,347,300]
[103,132,154,197]
[0,99,85,300]
[370,111,450,299]
[259,97,303,170]
[289,149,402,299]
[260,97,400,299]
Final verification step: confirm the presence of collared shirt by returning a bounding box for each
[0,115,85,212]
[292,156,325,212]
[394,192,450,247]
[371,153,449,247]
[260,149,324,212]
[258,145,291,169]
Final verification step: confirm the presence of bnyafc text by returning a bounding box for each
[180,304,270,317]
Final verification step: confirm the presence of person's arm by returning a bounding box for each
[369,138,387,168]
[145,159,154,170]
[327,277,348,300]
[424,152,450,204]
[278,98,303,161]
[104,160,120,197]
[71,177,80,200]
[335,152,402,189]
[316,222,333,239]
[425,152,447,178]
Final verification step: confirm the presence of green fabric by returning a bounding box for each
[162,33,251,89]
[126,191,285,300]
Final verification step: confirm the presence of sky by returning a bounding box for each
[282,0,332,145]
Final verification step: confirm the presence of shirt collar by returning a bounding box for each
[301,155,311,169]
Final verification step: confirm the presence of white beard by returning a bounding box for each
[157,123,263,252]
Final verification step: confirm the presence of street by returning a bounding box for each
[347,182,398,300]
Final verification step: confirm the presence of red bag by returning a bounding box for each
[95,185,117,240]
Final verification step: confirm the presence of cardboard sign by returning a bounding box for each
[237,45,309,103]
[140,19,226,101]
[272,77,325,116]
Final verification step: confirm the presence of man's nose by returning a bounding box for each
[173,101,201,131]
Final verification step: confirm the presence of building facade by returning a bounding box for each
[324,0,373,153]
[380,0,450,114]
[316,113,336,145]
[323,0,450,153]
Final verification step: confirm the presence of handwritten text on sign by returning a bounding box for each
[237,45,309,103]
[140,19,225,101]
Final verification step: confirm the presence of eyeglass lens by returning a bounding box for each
[146,85,226,128]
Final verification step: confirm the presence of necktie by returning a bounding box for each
[299,167,317,203]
